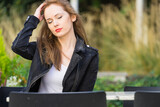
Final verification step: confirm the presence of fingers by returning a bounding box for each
[37,2,46,14]
[39,2,47,10]
[39,14,44,21]
[34,2,47,21]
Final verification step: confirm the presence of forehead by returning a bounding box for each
[44,4,66,17]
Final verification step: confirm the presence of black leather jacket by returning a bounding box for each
[11,15,99,92]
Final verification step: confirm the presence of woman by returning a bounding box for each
[12,0,99,93]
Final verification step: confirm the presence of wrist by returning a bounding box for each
[25,15,40,27]
[34,14,40,20]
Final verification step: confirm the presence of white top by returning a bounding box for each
[38,64,67,93]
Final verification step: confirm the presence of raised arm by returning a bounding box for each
[11,2,46,60]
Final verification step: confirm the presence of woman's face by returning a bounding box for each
[44,4,76,37]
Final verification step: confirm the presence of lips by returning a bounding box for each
[55,28,63,32]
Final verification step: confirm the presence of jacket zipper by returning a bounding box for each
[26,69,49,92]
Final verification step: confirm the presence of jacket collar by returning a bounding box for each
[74,35,86,53]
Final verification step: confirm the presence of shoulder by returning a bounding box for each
[85,44,98,56]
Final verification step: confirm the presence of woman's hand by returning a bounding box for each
[34,2,46,22]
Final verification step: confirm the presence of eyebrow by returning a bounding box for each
[46,13,63,20]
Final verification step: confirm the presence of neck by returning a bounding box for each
[58,28,76,51]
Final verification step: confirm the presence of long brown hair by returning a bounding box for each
[38,0,88,70]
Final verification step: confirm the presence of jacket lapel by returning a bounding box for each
[62,35,86,87]
[62,52,82,86]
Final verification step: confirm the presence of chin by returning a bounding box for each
[53,33,65,38]
[53,31,69,38]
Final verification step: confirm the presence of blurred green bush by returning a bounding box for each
[9,55,30,86]
[82,0,160,75]
[0,29,11,86]
[0,29,30,86]
[0,0,121,16]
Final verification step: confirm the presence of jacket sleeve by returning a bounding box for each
[11,15,40,60]
[78,52,99,91]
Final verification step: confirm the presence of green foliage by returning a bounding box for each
[82,0,160,75]
[0,29,30,86]
[0,29,11,85]
[0,0,121,16]
[0,0,42,16]
[126,74,160,87]
[9,55,30,86]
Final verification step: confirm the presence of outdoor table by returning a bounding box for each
[6,91,135,102]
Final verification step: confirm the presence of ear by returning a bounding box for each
[71,14,76,22]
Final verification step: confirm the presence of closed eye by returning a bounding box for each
[48,20,53,24]
[58,16,62,19]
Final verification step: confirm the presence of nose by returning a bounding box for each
[53,20,59,27]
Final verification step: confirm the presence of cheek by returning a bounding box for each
[62,17,73,28]
[47,25,56,35]
[48,25,53,32]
